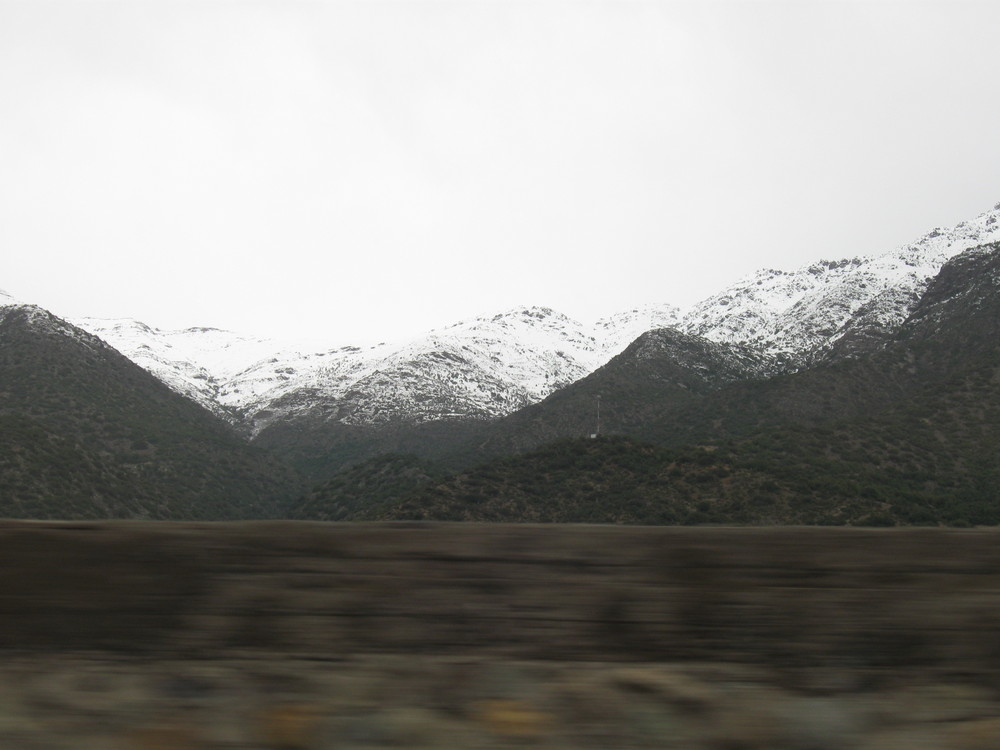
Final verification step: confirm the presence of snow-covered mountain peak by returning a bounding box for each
[0,288,21,307]
[894,203,1000,264]
[475,305,582,331]
[64,200,1000,439]
[429,306,587,342]
[679,202,1000,364]
[493,304,561,319]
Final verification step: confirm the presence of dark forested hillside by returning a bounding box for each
[344,357,1000,526]
[0,306,300,519]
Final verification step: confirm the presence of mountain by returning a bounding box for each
[69,204,1000,483]
[341,241,1000,526]
[75,304,680,479]
[76,305,681,432]
[474,235,1000,463]
[401,203,1000,467]
[0,302,300,519]
[446,327,771,464]
[67,317,319,422]
[5,203,1000,523]
[676,203,1000,367]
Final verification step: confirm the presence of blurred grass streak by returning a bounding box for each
[0,522,997,748]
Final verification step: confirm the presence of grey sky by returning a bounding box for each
[2,0,999,343]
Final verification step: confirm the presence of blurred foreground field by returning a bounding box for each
[1,522,999,749]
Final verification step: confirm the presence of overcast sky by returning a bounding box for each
[2,1,999,343]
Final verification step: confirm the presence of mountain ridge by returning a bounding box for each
[4,206,1000,522]
[312,240,1000,526]
[6,201,1000,482]
[67,203,1000,431]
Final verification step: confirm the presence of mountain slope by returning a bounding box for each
[71,203,1000,486]
[453,327,771,465]
[77,305,681,434]
[465,238,1000,463]
[677,202,1000,365]
[0,413,158,519]
[56,200,1000,488]
[0,303,300,519]
[641,239,1000,449]
[339,242,1000,526]
[286,453,445,521]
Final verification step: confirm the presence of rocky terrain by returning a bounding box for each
[2,522,1000,749]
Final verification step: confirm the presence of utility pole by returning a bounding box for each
[591,394,601,439]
